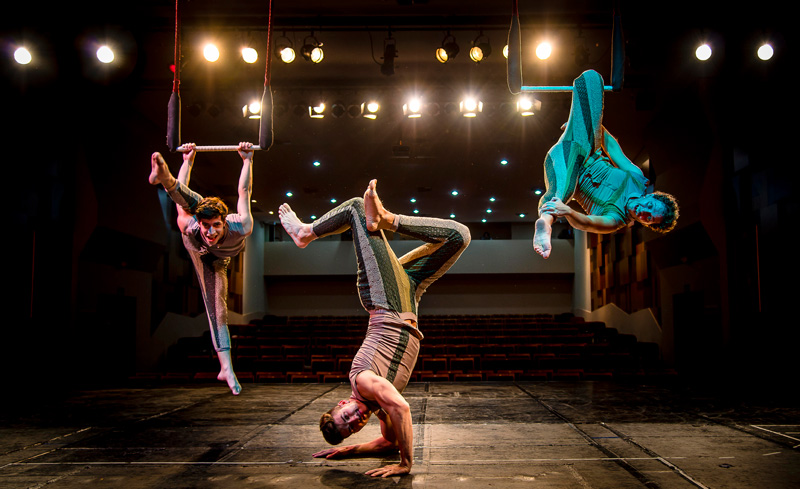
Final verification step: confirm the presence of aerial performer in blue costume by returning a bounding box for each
[533,70,679,259]
[148,142,255,395]
[279,179,470,477]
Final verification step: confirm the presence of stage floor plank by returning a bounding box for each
[2,382,799,488]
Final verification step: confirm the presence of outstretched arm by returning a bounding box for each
[356,371,413,477]
[236,142,254,236]
[312,432,396,460]
[175,144,197,233]
[540,197,624,234]
[601,127,644,177]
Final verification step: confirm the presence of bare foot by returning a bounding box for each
[363,179,395,232]
[218,369,242,396]
[533,217,552,259]
[279,203,315,248]
[216,350,241,395]
[148,152,175,187]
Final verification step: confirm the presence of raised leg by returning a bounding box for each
[534,70,605,258]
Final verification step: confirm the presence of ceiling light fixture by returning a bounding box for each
[361,101,380,119]
[469,32,491,63]
[436,32,459,63]
[275,34,296,63]
[301,34,324,63]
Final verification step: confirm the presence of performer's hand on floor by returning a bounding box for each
[365,463,411,477]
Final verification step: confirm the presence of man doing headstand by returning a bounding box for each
[149,142,254,395]
[533,69,679,259]
[279,180,470,477]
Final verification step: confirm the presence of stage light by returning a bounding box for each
[503,44,508,59]
[242,101,261,119]
[285,191,293,197]
[301,35,324,63]
[275,35,296,63]
[410,198,417,203]
[381,34,397,76]
[486,208,492,213]
[757,43,774,60]
[536,42,552,60]
[459,97,483,117]
[96,45,114,63]
[203,43,220,62]
[413,209,420,214]
[451,190,459,196]
[500,159,509,166]
[330,198,337,203]
[436,32,459,63]
[519,213,526,218]
[242,47,258,63]
[516,96,540,116]
[14,47,32,65]
[450,213,456,219]
[314,161,321,167]
[469,33,491,63]
[534,189,543,195]
[308,102,326,118]
[361,101,380,119]
[695,43,712,61]
[489,197,496,202]
[403,97,422,118]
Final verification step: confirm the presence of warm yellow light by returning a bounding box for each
[536,42,552,60]
[503,44,508,59]
[279,47,295,63]
[204,43,220,62]
[757,43,774,61]
[242,47,258,63]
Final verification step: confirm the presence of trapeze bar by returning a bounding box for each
[175,144,264,152]
[521,85,615,93]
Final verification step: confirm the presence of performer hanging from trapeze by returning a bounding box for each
[533,69,679,259]
[279,179,470,477]
[148,142,255,395]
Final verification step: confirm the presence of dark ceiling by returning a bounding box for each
[4,1,787,227]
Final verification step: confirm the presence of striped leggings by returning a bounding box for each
[311,197,471,319]
[538,69,606,211]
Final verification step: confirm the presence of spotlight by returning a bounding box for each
[242,101,261,119]
[203,43,220,62]
[403,97,422,118]
[516,96,540,116]
[535,42,552,60]
[436,32,459,63]
[695,43,712,61]
[96,45,115,63]
[361,101,380,119]
[301,35,324,63]
[275,34,295,63]
[459,96,483,117]
[757,43,774,61]
[308,102,326,118]
[381,35,397,76]
[14,47,32,65]
[241,47,258,63]
[469,33,491,63]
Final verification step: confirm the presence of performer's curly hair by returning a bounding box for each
[195,196,229,220]
[320,406,345,445]
[644,191,679,234]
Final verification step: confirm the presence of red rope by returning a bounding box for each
[264,0,272,87]
[173,0,180,93]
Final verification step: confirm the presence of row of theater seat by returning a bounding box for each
[149,314,667,384]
